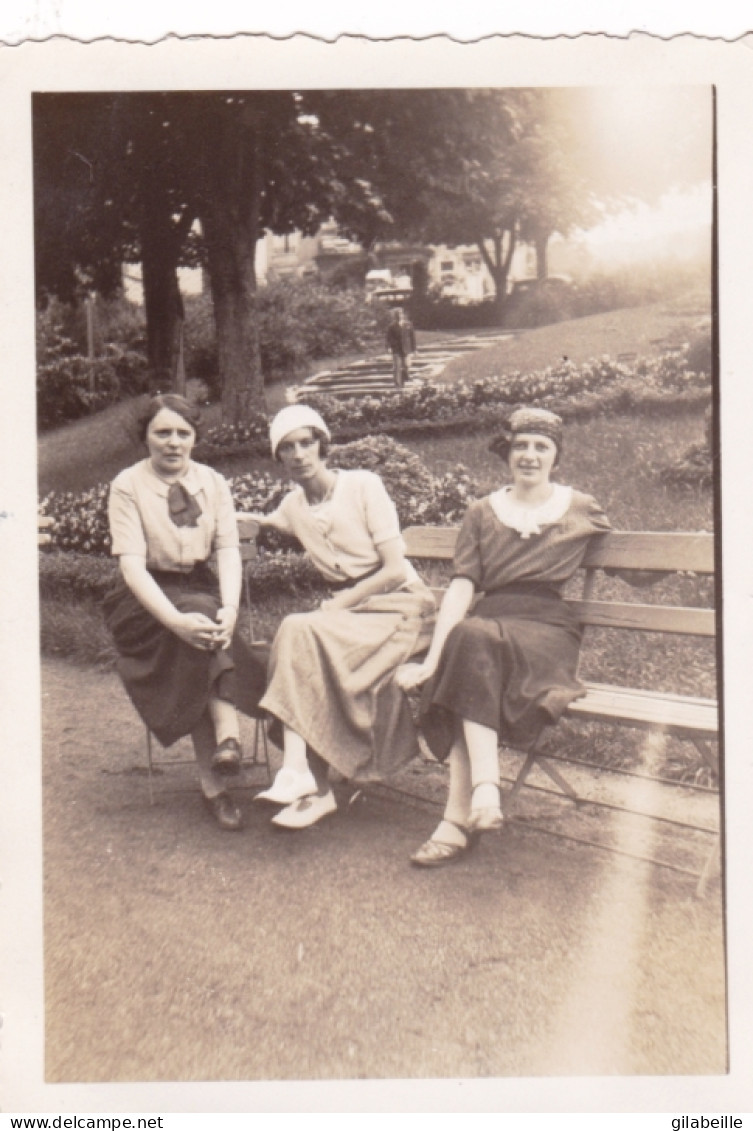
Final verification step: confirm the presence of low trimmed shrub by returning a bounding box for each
[38,547,328,603]
[37,345,149,430]
[503,285,575,329]
[412,296,501,332]
[181,283,389,399]
[658,441,713,489]
[37,295,150,430]
[258,279,388,377]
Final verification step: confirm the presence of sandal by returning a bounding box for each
[468,782,504,833]
[410,820,475,868]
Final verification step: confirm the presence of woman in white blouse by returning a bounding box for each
[250,405,436,830]
[104,394,265,831]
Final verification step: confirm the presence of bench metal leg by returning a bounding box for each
[696,836,721,899]
[506,751,537,810]
[533,754,580,802]
[252,716,272,782]
[505,742,580,812]
[145,725,155,806]
[690,736,718,778]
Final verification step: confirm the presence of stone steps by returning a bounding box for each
[292,331,516,401]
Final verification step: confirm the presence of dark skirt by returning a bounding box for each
[103,562,268,747]
[419,586,585,762]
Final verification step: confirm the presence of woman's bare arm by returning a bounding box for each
[394,577,476,690]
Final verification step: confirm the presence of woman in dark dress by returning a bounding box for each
[396,407,611,867]
[103,394,265,830]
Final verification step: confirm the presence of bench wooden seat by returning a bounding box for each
[567,682,717,736]
[402,524,719,894]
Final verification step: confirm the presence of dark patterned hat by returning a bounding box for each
[488,406,564,461]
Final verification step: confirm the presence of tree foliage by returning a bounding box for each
[34,87,712,420]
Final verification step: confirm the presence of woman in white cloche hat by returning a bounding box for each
[248,404,436,829]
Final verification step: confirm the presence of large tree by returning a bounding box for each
[312,89,595,311]
[34,93,196,391]
[314,86,711,310]
[33,93,128,305]
[35,87,711,420]
[187,92,340,420]
[34,91,363,418]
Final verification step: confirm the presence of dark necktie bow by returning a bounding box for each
[167,481,202,528]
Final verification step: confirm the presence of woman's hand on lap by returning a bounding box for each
[319,593,349,613]
[213,606,238,649]
[395,661,434,691]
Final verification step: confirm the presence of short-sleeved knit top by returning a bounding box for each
[452,487,611,594]
[268,468,420,586]
[108,459,239,572]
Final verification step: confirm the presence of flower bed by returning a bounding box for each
[194,349,710,463]
[38,436,483,559]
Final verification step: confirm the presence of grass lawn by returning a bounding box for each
[438,290,710,383]
[407,408,711,533]
[38,330,456,496]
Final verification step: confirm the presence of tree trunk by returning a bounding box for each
[197,103,265,424]
[201,209,263,423]
[140,174,183,394]
[477,228,517,325]
[141,244,181,394]
[535,232,549,281]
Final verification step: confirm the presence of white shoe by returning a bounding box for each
[270,790,337,829]
[254,767,317,806]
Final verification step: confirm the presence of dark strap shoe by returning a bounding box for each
[203,791,242,831]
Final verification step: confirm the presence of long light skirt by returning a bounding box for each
[259,586,436,780]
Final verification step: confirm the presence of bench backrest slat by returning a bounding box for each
[582,531,714,573]
[236,514,261,563]
[568,599,715,637]
[403,526,714,574]
[37,514,53,547]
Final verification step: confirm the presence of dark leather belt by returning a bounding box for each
[327,563,382,591]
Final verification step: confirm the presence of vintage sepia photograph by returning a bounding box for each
[33,79,724,1081]
[5,28,752,1116]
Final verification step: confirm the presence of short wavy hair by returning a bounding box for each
[137,394,202,443]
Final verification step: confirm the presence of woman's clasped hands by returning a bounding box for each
[171,608,236,651]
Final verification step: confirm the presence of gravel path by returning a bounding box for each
[41,657,726,1085]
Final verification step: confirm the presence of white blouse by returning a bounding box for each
[269,469,420,586]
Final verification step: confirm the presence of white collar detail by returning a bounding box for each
[489,484,572,539]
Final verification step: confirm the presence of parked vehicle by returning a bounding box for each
[509,274,576,297]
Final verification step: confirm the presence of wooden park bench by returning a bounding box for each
[402,524,719,895]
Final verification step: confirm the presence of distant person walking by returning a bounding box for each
[386,307,416,388]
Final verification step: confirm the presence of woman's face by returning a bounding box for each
[146,407,196,478]
[508,431,558,488]
[276,427,325,483]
